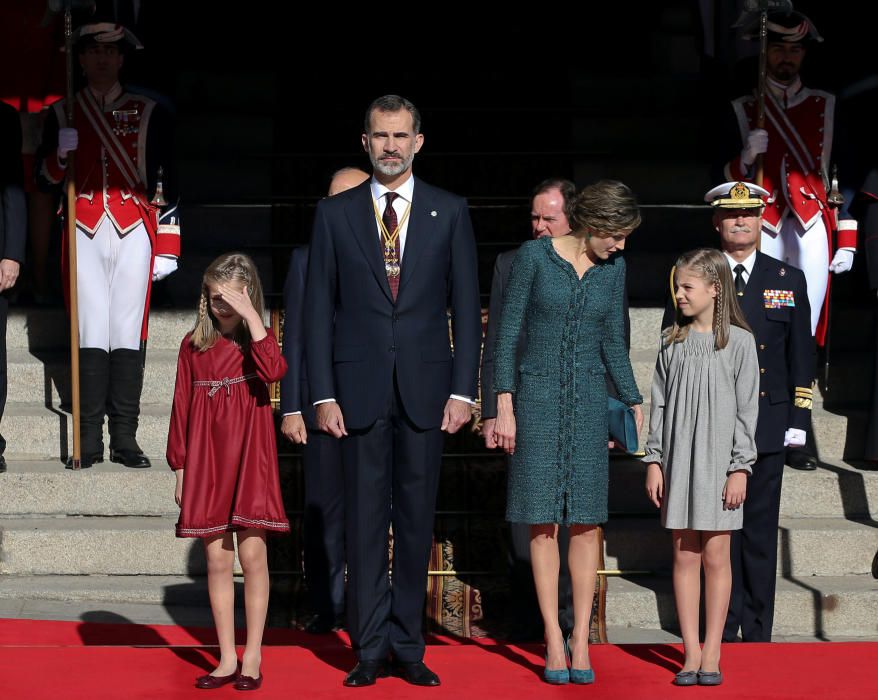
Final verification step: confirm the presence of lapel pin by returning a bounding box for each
[431,210,437,217]
[780,267,786,277]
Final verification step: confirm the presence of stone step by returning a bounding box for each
[5,455,874,520]
[602,517,878,577]
[0,574,213,607]
[0,574,293,608]
[606,575,878,639]
[3,572,874,640]
[0,403,174,460]
[0,517,207,575]
[608,458,878,520]
[2,513,872,578]
[0,460,179,516]
[5,349,180,405]
[0,391,856,463]
[0,460,298,517]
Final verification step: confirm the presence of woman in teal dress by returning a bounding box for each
[493,180,643,685]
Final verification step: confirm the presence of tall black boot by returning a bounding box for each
[66,348,109,469]
[107,348,151,468]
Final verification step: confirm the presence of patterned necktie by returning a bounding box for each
[383,192,401,300]
[734,264,746,296]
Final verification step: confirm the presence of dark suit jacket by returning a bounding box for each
[481,246,631,419]
[662,251,813,453]
[304,178,482,431]
[0,102,26,264]
[280,245,316,427]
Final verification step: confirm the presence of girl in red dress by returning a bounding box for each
[167,252,289,690]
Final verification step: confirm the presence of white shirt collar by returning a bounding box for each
[371,173,415,205]
[724,249,757,277]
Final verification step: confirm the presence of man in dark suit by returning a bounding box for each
[667,181,814,641]
[304,95,481,687]
[480,178,576,640]
[280,166,369,634]
[0,102,27,473]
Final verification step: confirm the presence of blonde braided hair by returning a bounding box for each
[663,248,751,350]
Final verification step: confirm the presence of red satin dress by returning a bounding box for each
[167,330,290,538]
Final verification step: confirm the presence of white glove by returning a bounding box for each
[829,248,855,274]
[784,428,807,447]
[741,128,769,167]
[152,256,178,282]
[58,127,78,158]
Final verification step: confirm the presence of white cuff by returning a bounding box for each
[313,398,336,406]
[450,394,476,406]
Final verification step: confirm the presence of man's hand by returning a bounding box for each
[784,427,806,447]
[58,127,78,158]
[723,471,748,510]
[741,128,768,167]
[441,398,472,434]
[481,417,498,449]
[316,401,347,438]
[829,248,855,274]
[152,255,178,282]
[281,414,308,444]
[0,259,20,292]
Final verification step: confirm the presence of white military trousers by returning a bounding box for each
[76,216,152,351]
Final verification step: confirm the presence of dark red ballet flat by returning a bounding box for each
[233,673,263,691]
[195,670,239,689]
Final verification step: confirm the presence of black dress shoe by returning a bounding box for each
[110,448,151,468]
[64,454,103,469]
[394,661,441,687]
[343,661,389,687]
[786,450,817,471]
[0,455,6,473]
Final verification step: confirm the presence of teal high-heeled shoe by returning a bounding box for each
[567,634,595,685]
[543,638,570,685]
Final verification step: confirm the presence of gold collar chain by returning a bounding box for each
[372,196,412,250]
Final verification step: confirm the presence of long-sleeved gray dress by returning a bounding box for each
[642,327,759,531]
[493,237,642,525]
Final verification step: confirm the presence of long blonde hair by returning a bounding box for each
[190,252,265,352]
[664,248,751,350]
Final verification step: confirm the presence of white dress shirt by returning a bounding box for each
[724,250,757,286]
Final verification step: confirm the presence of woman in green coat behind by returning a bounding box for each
[493,180,644,685]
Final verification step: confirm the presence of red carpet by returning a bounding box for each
[0,618,875,699]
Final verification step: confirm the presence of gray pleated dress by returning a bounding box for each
[642,326,759,531]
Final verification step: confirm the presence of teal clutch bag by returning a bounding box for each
[608,396,638,453]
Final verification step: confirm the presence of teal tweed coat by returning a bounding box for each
[493,237,642,525]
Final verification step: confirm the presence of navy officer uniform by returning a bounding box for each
[664,181,814,641]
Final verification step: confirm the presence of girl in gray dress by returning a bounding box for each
[644,248,759,687]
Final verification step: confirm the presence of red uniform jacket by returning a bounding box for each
[725,83,857,345]
[37,85,180,340]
